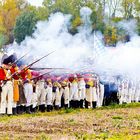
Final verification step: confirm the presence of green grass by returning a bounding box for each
[0,102,139,120]
[0,102,139,140]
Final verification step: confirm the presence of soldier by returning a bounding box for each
[19,65,33,114]
[52,81,62,110]
[96,77,105,107]
[60,80,70,108]
[92,78,97,108]
[10,64,20,115]
[36,77,46,112]
[0,63,13,115]
[31,79,38,113]
[117,79,122,104]
[85,78,93,108]
[69,75,79,108]
[124,79,129,103]
[46,79,53,112]
[78,77,86,108]
[135,81,140,102]
[128,80,133,104]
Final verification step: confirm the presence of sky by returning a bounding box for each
[27,0,44,7]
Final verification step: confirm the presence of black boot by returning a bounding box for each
[47,105,51,112]
[40,104,45,112]
[20,105,25,114]
[70,101,73,108]
[50,105,53,111]
[17,106,22,114]
[77,100,80,108]
[64,104,68,109]
[61,96,64,108]
[74,100,78,108]
[55,105,59,110]
[26,106,32,114]
[80,100,84,108]
[85,100,89,108]
[39,105,42,112]
[92,101,97,109]
[12,108,17,115]
[23,106,26,113]
[32,106,38,113]
[34,106,38,113]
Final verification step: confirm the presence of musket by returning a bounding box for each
[30,67,67,70]
[11,52,29,66]
[23,70,54,84]
[31,70,54,80]
[10,51,55,78]
[25,51,55,69]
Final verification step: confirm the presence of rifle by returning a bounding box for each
[23,70,54,84]
[11,52,29,66]
[10,51,55,78]
[26,51,55,69]
[32,70,54,80]
[30,67,66,70]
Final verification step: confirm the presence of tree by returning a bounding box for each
[104,25,117,46]
[121,0,135,19]
[14,11,37,44]
[0,33,8,49]
[106,0,121,18]
[0,0,21,43]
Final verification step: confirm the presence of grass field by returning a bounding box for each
[0,103,140,140]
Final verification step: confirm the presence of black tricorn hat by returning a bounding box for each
[1,54,8,64]
[3,54,17,65]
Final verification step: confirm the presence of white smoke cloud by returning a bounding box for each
[6,7,140,81]
[117,19,137,36]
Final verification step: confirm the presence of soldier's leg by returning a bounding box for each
[25,84,32,114]
[0,85,7,114]
[7,82,13,115]
[12,102,17,115]
[92,101,97,109]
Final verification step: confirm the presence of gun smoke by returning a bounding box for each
[6,7,140,82]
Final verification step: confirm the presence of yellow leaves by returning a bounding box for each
[104,26,117,46]
[0,0,20,43]
[3,0,17,10]
[72,16,82,28]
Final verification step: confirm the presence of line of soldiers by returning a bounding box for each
[118,79,140,104]
[0,57,105,115]
[0,54,140,115]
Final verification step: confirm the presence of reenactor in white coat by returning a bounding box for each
[95,77,104,108]
[36,78,46,112]
[52,81,62,110]
[0,64,13,115]
[92,79,97,108]
[20,66,33,114]
[118,80,124,104]
[78,77,86,108]
[124,80,129,103]
[135,81,140,102]
[128,80,133,103]
[31,79,38,113]
[85,78,93,108]
[98,82,105,107]
[119,80,128,104]
[46,79,53,112]
[60,81,70,108]
[70,76,79,108]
